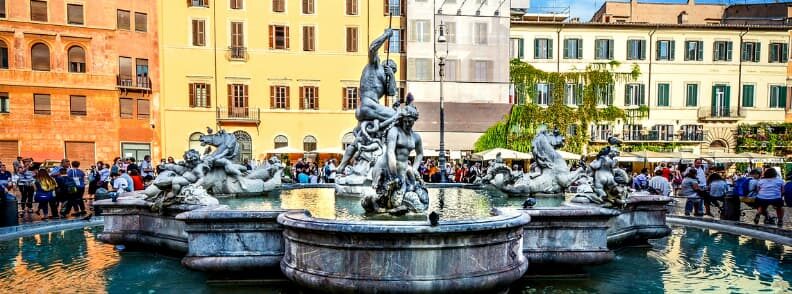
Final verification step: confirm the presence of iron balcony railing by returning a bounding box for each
[697,107,746,120]
[228,46,247,61]
[216,106,260,125]
[679,130,705,142]
[117,75,152,91]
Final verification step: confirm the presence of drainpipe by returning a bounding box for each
[556,24,563,73]
[647,26,656,116]
[738,28,749,116]
[213,0,219,129]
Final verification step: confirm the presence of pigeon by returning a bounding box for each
[428,211,439,226]
[522,198,537,209]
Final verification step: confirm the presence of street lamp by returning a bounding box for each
[437,22,448,183]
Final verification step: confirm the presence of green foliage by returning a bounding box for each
[736,122,792,155]
[475,60,641,153]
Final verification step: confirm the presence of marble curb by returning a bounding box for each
[668,216,792,246]
[0,217,104,242]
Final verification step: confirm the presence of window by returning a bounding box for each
[535,83,550,105]
[274,135,288,149]
[342,133,355,149]
[302,0,314,14]
[69,95,86,116]
[30,0,47,22]
[303,26,315,51]
[119,98,133,118]
[595,84,614,106]
[657,83,670,107]
[443,59,458,81]
[137,99,149,119]
[231,22,244,56]
[136,59,149,87]
[190,0,209,7]
[769,43,789,63]
[626,39,646,60]
[192,20,206,46]
[623,125,643,141]
[711,85,731,117]
[303,136,317,152]
[189,133,203,151]
[565,84,582,106]
[474,23,487,45]
[117,10,130,30]
[134,12,147,32]
[445,22,456,43]
[510,38,524,59]
[742,84,754,107]
[410,58,432,81]
[595,39,614,60]
[624,83,645,106]
[343,87,358,110]
[741,42,760,62]
[273,0,285,12]
[656,40,675,61]
[300,86,319,110]
[0,0,5,18]
[684,41,703,61]
[119,56,133,85]
[31,43,50,71]
[473,60,492,82]
[67,4,83,25]
[269,25,290,49]
[233,131,252,161]
[386,29,404,53]
[712,41,733,61]
[68,46,85,73]
[33,94,50,115]
[346,27,358,52]
[410,20,430,42]
[591,125,612,141]
[386,0,402,16]
[654,125,674,141]
[231,0,243,9]
[534,38,552,59]
[189,83,211,108]
[0,92,8,113]
[1,40,9,69]
[769,85,786,109]
[680,125,704,141]
[686,84,698,107]
[229,84,249,115]
[346,0,358,15]
[270,85,289,109]
[563,38,582,59]
[567,125,578,137]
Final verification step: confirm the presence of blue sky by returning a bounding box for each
[529,0,788,21]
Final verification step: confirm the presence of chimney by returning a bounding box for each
[688,0,695,5]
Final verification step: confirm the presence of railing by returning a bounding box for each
[216,106,260,125]
[679,131,705,142]
[117,75,152,91]
[228,46,247,61]
[622,130,675,142]
[697,107,745,120]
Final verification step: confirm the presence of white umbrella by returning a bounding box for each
[556,150,582,161]
[310,147,346,154]
[472,148,532,161]
[263,146,303,154]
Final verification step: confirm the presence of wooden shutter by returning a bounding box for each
[33,94,50,114]
[303,26,315,51]
[189,83,196,107]
[67,4,83,25]
[285,86,290,109]
[65,142,95,167]
[285,26,290,49]
[227,84,233,109]
[346,0,352,15]
[270,86,275,109]
[137,99,150,119]
[384,0,389,15]
[206,84,211,107]
[119,98,134,118]
[299,86,305,109]
[315,87,319,110]
[119,57,132,79]
[117,10,130,30]
[269,25,274,48]
[670,40,675,61]
[0,141,18,167]
[68,46,85,63]
[30,0,47,22]
[70,95,86,115]
[243,85,249,108]
[135,13,147,32]
[31,43,50,71]
[342,87,347,110]
[232,22,243,46]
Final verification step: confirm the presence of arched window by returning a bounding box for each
[0,40,8,69]
[274,135,288,149]
[303,135,317,152]
[188,132,203,152]
[68,46,86,73]
[234,130,253,162]
[342,132,355,149]
[31,43,50,71]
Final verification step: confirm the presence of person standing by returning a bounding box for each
[12,156,22,175]
[67,161,87,216]
[16,164,36,214]
[706,173,729,217]
[99,162,111,190]
[140,155,154,182]
[754,168,784,227]
[680,169,704,216]
[34,168,58,219]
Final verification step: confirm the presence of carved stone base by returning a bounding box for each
[605,195,672,248]
[333,183,375,197]
[521,206,619,266]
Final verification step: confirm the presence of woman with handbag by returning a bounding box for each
[34,168,58,219]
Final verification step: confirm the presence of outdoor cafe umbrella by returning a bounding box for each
[263,146,303,154]
[556,150,582,161]
[738,152,785,164]
[472,148,532,161]
[309,147,346,154]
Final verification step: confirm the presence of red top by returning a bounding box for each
[131,175,144,191]
[662,168,671,181]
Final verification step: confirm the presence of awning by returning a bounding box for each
[262,146,304,154]
[308,147,346,154]
[738,152,785,164]
[557,150,582,161]
[472,148,532,161]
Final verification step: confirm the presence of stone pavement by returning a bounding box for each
[666,196,792,231]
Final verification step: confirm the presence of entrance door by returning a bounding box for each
[228,84,249,117]
[711,85,731,117]
[121,143,151,161]
[65,142,95,166]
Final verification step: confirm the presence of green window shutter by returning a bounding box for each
[726,41,733,61]
[576,84,583,105]
[608,40,614,59]
[563,39,569,59]
[534,39,540,59]
[576,39,583,59]
[518,38,524,59]
[781,86,787,108]
[670,40,675,61]
[783,44,789,63]
[713,42,719,61]
[547,84,554,105]
[640,84,646,105]
[655,40,661,61]
[595,40,602,59]
[627,40,634,60]
[625,84,631,106]
[640,40,647,60]
[686,84,697,107]
[724,85,731,116]
[658,84,669,107]
[742,85,754,107]
[754,43,761,62]
[711,85,718,116]
[741,43,749,61]
[697,41,704,61]
[547,39,553,59]
[770,44,778,62]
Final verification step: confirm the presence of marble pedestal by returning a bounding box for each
[278,210,530,294]
[520,206,619,267]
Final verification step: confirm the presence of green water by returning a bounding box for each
[218,187,563,221]
[0,226,789,293]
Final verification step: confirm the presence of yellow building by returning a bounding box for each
[158,0,405,161]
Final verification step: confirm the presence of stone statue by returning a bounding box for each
[362,98,429,215]
[572,137,631,208]
[481,126,583,196]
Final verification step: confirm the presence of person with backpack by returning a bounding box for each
[755,168,784,227]
[67,161,87,216]
[34,168,58,219]
[55,168,78,217]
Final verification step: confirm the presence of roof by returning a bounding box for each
[510,20,792,31]
[413,102,512,133]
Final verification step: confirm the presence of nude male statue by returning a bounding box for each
[337,29,401,173]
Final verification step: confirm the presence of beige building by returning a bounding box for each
[510,21,790,154]
[591,0,725,24]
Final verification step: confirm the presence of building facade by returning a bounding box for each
[510,21,790,154]
[0,0,159,165]
[591,0,725,24]
[159,0,405,161]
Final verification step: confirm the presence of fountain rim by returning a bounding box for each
[277,208,530,234]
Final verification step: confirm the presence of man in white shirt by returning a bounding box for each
[140,155,155,180]
[685,159,708,190]
[648,169,671,197]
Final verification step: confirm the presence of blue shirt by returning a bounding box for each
[297,173,309,184]
[121,173,134,192]
[708,180,729,198]
[67,169,86,188]
[757,178,783,200]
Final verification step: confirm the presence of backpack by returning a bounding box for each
[783,182,792,207]
[733,177,751,197]
[60,176,78,195]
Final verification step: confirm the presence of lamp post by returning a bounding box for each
[437,22,448,183]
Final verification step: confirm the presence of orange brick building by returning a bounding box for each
[0,0,159,165]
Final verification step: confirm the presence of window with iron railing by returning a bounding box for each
[190,0,209,7]
[680,125,704,141]
[591,124,612,141]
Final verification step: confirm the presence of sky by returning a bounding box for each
[529,0,789,21]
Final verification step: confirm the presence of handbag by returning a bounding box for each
[34,191,53,202]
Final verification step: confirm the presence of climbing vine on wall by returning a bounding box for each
[475,59,641,154]
[736,123,792,155]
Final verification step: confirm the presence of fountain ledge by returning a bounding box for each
[600,195,673,248]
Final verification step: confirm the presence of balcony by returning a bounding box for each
[228,46,248,61]
[679,131,705,142]
[698,107,745,121]
[216,107,260,125]
[622,130,675,142]
[117,75,152,93]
